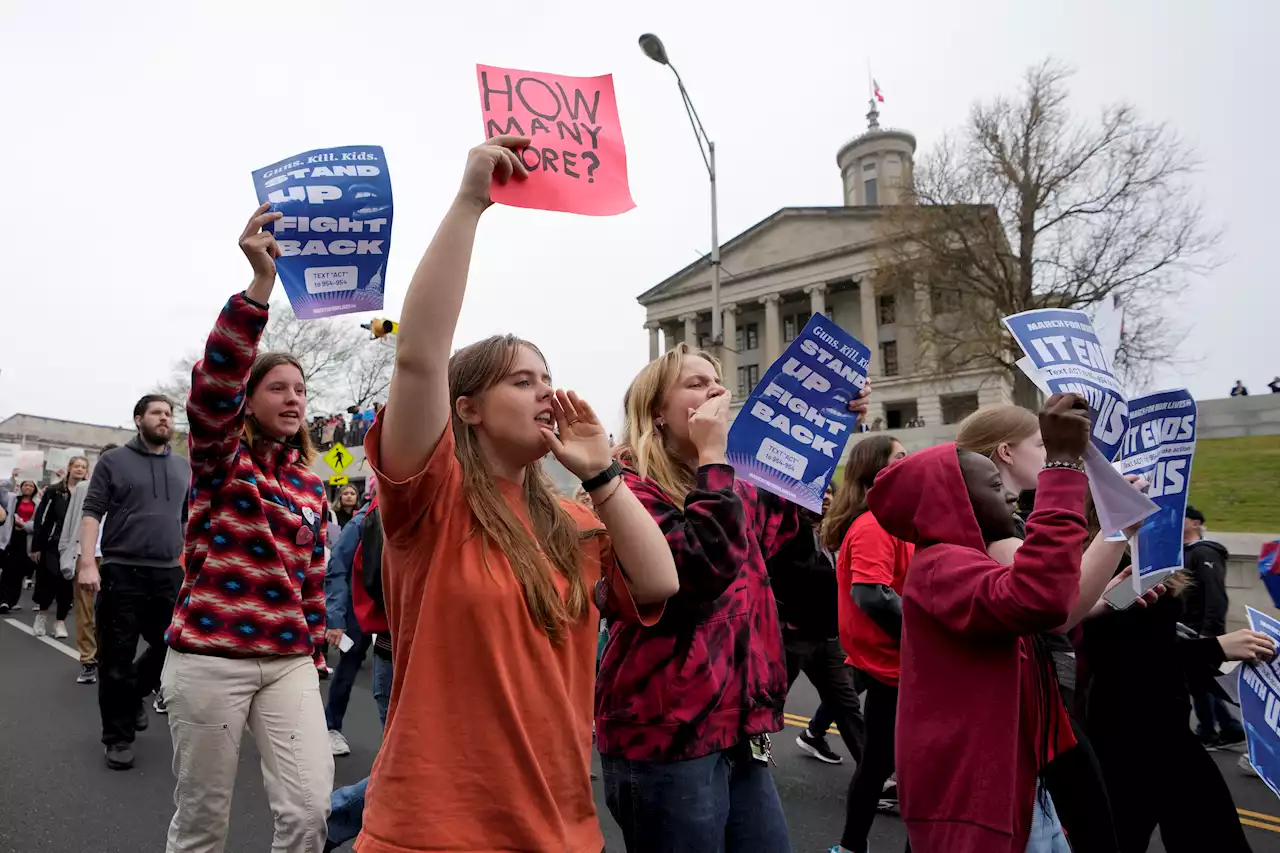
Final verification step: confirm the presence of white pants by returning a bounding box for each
[162,649,334,853]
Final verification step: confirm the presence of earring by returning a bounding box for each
[655,419,665,430]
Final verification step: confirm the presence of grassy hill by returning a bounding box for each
[1189,435,1280,533]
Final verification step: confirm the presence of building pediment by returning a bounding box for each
[638,206,890,306]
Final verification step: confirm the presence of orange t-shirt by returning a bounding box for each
[356,417,646,853]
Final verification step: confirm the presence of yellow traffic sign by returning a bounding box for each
[323,442,352,474]
[329,475,349,486]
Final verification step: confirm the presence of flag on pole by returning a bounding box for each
[873,79,885,102]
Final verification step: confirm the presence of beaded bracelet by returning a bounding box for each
[1044,460,1085,473]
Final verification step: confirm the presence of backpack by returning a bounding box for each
[358,505,385,611]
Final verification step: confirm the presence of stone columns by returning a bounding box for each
[859,279,880,379]
[913,279,934,372]
[645,322,660,361]
[761,295,782,365]
[806,283,827,318]
[720,303,738,387]
[681,313,699,348]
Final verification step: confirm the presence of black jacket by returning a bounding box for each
[32,482,73,554]
[1181,539,1230,637]
[763,500,838,640]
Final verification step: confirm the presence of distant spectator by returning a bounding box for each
[871,417,884,432]
[321,417,337,449]
[1269,377,1280,394]
[1231,380,1249,397]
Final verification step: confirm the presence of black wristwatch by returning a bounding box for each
[582,460,623,492]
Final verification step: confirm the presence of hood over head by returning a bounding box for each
[868,442,986,553]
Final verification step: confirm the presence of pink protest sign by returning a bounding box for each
[477,65,635,217]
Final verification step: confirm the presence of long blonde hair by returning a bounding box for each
[955,405,1039,457]
[450,335,589,643]
[617,342,723,509]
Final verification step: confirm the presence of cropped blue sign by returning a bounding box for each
[726,315,868,512]
[1005,308,1128,461]
[1119,389,1197,583]
[252,146,392,320]
[1241,607,1280,801]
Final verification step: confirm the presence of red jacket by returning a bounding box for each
[168,293,329,659]
[868,444,1084,853]
[595,464,801,762]
[351,497,388,635]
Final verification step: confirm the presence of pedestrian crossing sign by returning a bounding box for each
[324,442,352,474]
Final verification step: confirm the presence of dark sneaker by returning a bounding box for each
[0,603,9,613]
[77,664,98,684]
[135,704,149,732]
[153,694,168,714]
[1216,730,1247,750]
[105,744,134,770]
[877,778,900,813]
[796,729,843,764]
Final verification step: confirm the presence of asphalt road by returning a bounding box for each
[2,590,1279,852]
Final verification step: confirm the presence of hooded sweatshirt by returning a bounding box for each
[82,437,189,568]
[868,443,1086,853]
[1181,538,1230,637]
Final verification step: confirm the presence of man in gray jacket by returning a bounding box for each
[77,396,189,770]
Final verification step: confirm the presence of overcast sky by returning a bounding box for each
[1,0,1273,432]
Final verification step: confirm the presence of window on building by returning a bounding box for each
[783,311,811,343]
[884,400,917,430]
[737,364,760,396]
[735,323,759,352]
[931,286,963,315]
[880,341,899,376]
[877,294,896,325]
[941,393,980,425]
[864,178,879,206]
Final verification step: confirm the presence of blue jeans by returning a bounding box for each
[1025,785,1070,853]
[1193,690,1244,740]
[602,741,792,853]
[326,653,393,850]
[324,619,372,732]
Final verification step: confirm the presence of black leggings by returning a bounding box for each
[840,675,898,853]
[1041,714,1119,853]
[1093,726,1252,853]
[32,549,72,619]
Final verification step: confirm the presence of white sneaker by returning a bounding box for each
[32,613,47,636]
[329,729,351,756]
[53,620,68,639]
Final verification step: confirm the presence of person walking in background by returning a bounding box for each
[1231,380,1249,397]
[30,455,88,638]
[1181,505,1245,748]
[822,435,911,853]
[76,399,188,770]
[60,444,116,684]
[0,479,39,612]
[155,205,334,851]
[323,489,373,757]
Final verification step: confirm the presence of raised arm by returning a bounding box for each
[542,391,678,605]
[187,205,279,479]
[377,136,530,483]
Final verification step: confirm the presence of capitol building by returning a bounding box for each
[636,100,1014,435]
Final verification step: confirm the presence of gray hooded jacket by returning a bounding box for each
[82,436,189,568]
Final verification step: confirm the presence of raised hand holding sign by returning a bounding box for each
[477,65,635,216]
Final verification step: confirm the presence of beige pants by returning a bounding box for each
[161,649,333,853]
[73,559,97,664]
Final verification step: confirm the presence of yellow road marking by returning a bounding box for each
[782,715,1280,832]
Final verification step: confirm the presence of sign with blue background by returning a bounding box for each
[1004,308,1128,461]
[252,146,393,320]
[1241,607,1280,801]
[726,315,868,512]
[1120,389,1196,584]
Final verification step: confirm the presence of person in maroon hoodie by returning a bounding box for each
[868,392,1091,853]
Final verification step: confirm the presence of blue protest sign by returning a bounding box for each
[1241,607,1280,801]
[726,315,868,512]
[1004,309,1128,461]
[252,146,393,320]
[1119,389,1196,588]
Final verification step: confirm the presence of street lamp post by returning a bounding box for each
[639,33,722,346]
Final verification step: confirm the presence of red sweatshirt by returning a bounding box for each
[868,443,1085,853]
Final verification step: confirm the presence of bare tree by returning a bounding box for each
[153,302,394,424]
[879,60,1218,403]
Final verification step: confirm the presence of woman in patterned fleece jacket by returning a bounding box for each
[160,204,334,853]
